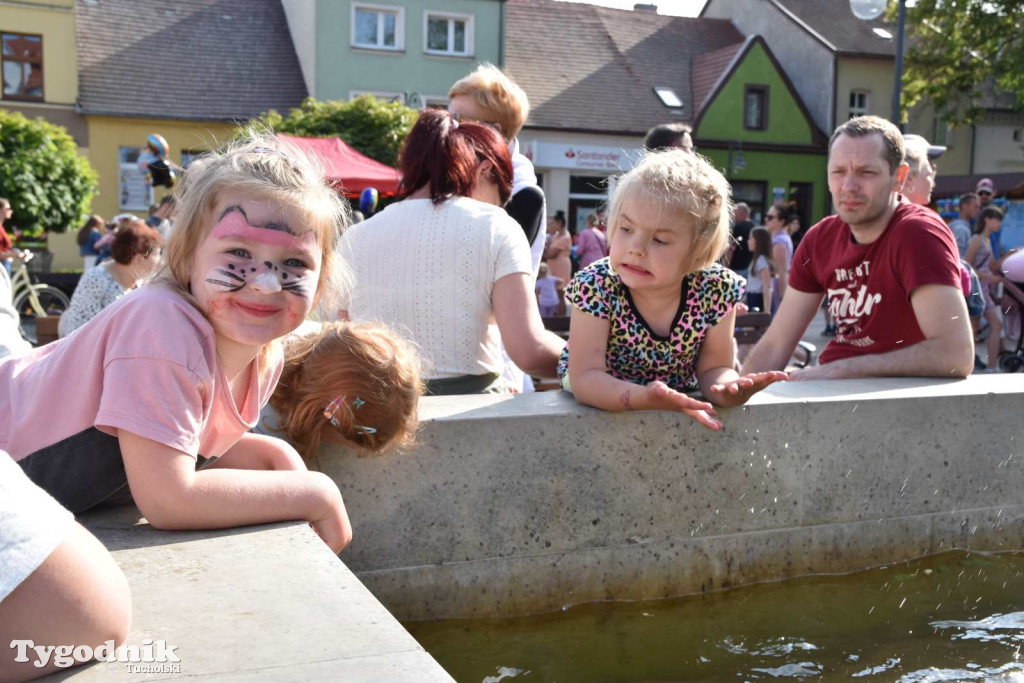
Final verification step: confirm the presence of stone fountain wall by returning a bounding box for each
[320,376,1024,620]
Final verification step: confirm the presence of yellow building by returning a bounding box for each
[1,0,308,271]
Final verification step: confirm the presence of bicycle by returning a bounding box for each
[9,251,71,321]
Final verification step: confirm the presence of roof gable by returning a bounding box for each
[694,35,827,147]
[77,0,307,121]
[770,0,896,58]
[505,0,743,134]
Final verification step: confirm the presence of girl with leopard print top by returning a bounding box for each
[558,149,787,430]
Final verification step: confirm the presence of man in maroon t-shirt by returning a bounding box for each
[743,116,974,379]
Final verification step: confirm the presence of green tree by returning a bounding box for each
[900,0,1024,125]
[0,109,98,236]
[250,95,417,167]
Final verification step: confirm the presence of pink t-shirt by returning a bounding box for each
[0,285,282,461]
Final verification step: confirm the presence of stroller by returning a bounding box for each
[998,276,1024,373]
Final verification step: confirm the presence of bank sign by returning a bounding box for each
[528,142,641,172]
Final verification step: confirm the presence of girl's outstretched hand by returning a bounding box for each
[642,381,722,431]
[709,371,789,405]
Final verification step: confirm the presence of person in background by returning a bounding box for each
[544,210,572,285]
[765,204,793,315]
[576,212,608,269]
[338,109,564,395]
[949,192,979,259]
[643,122,695,153]
[449,63,546,269]
[448,63,547,394]
[727,202,754,280]
[76,215,105,272]
[535,262,564,318]
[965,206,1007,372]
[976,178,1002,260]
[59,221,164,338]
[0,198,17,275]
[0,264,30,359]
[745,227,776,314]
[901,135,938,208]
[146,195,177,240]
[93,215,132,266]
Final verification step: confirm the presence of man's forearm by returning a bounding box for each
[741,337,794,374]
[810,337,974,379]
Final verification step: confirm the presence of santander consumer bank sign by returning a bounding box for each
[528,142,641,172]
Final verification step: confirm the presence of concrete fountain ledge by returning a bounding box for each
[56,506,453,681]
[319,375,1024,621]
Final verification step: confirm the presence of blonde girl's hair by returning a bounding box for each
[154,130,352,374]
[269,321,423,464]
[606,149,733,273]
[448,63,530,140]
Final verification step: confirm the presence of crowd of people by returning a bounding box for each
[0,59,1021,680]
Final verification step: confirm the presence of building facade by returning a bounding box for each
[282,0,503,107]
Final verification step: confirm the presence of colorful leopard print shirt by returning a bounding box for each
[557,258,744,392]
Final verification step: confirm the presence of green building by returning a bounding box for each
[506,0,828,232]
[692,36,829,227]
[281,0,504,107]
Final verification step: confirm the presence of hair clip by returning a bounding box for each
[323,396,377,435]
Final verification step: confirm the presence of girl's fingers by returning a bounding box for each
[685,409,722,431]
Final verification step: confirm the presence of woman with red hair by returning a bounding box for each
[58,220,163,338]
[338,109,564,395]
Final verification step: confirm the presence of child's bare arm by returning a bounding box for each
[207,432,307,471]
[119,431,351,553]
[699,307,786,407]
[567,307,721,429]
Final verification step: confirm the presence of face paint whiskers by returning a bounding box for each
[206,267,246,292]
[281,278,312,299]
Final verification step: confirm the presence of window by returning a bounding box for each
[2,32,43,100]
[118,147,153,211]
[654,87,683,108]
[849,90,870,119]
[743,86,768,130]
[351,4,404,51]
[424,12,473,57]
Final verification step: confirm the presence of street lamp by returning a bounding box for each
[850,0,907,129]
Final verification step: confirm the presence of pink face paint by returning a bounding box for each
[211,208,318,256]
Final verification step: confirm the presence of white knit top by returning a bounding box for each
[338,197,533,379]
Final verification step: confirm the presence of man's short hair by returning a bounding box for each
[644,123,693,151]
[448,63,530,140]
[734,202,750,216]
[959,192,978,207]
[830,115,904,174]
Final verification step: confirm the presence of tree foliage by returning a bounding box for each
[249,95,417,167]
[0,109,98,236]
[899,0,1024,125]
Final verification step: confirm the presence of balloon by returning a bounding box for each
[146,133,170,158]
[359,188,379,216]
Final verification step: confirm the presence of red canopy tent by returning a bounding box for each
[277,134,401,197]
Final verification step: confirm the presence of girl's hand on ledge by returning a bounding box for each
[709,370,789,406]
[641,381,722,431]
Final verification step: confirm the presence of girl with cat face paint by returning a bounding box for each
[0,137,356,661]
